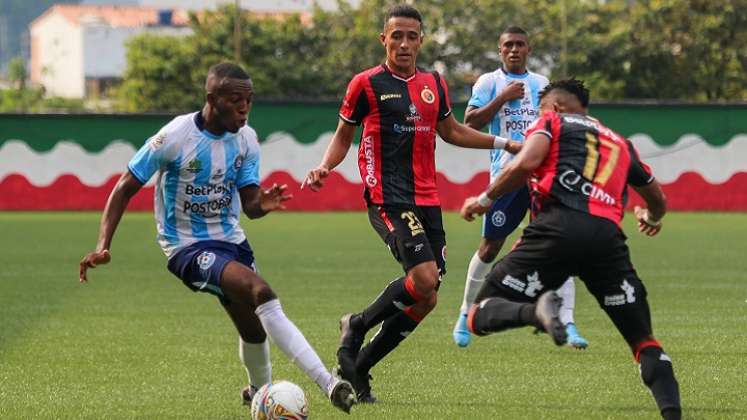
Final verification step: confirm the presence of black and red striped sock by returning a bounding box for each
[356,276,423,332]
[356,309,421,374]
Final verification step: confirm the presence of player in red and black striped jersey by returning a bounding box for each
[303,4,520,403]
[460,79,681,419]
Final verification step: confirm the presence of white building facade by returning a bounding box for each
[30,5,190,98]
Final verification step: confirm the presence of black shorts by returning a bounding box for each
[476,204,653,348]
[368,204,446,276]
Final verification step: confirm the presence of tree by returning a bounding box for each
[116,0,747,112]
[7,56,26,90]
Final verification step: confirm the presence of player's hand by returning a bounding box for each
[501,81,525,101]
[460,196,490,222]
[301,165,330,191]
[634,206,662,236]
[79,249,111,283]
[505,140,523,155]
[260,183,292,213]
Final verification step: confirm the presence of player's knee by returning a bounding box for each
[240,329,267,344]
[252,282,277,306]
[639,346,674,386]
[409,264,440,296]
[234,273,276,307]
[421,290,437,311]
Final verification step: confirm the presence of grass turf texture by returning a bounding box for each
[1,212,745,419]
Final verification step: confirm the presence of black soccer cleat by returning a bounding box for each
[328,378,356,414]
[535,291,568,346]
[354,371,377,404]
[337,313,365,385]
[240,384,258,406]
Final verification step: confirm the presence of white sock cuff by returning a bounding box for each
[469,251,493,280]
[240,337,272,387]
[255,299,282,317]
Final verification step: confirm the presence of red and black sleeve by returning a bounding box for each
[626,139,655,187]
[339,74,369,125]
[433,72,452,121]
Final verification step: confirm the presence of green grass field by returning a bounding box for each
[1,211,745,419]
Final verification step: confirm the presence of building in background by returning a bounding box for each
[84,0,360,12]
[29,5,190,98]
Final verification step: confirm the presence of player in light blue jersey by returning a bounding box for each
[79,63,355,414]
[452,27,588,349]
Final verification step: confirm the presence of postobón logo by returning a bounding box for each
[362,136,377,187]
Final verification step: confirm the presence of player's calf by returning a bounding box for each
[467,297,537,336]
[638,344,681,419]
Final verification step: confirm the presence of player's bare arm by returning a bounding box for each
[464,82,525,129]
[460,131,550,221]
[79,171,143,282]
[240,184,292,219]
[437,113,520,152]
[632,181,667,236]
[303,119,356,191]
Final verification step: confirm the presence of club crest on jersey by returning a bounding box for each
[420,86,435,104]
[233,155,243,170]
[186,158,203,173]
[197,251,216,271]
[491,210,506,227]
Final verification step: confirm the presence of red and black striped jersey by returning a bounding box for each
[339,64,452,206]
[525,111,654,225]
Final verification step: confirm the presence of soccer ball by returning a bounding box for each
[250,381,309,420]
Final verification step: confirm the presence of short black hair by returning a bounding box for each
[207,62,250,82]
[385,4,422,25]
[501,26,528,37]
[539,78,590,108]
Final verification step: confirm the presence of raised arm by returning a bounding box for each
[79,171,143,282]
[460,131,550,221]
[464,81,524,129]
[303,119,357,191]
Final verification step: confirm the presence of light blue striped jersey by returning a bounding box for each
[128,112,260,258]
[467,68,548,178]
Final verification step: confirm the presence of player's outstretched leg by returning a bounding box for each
[556,277,589,349]
[222,261,356,414]
[468,291,567,346]
[453,249,495,348]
